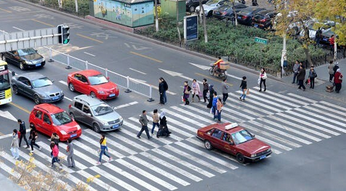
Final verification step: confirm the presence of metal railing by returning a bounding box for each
[39,47,154,102]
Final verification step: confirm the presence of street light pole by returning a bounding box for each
[280,0,288,78]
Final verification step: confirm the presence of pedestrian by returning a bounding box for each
[97,134,112,165]
[221,79,229,104]
[159,78,165,105]
[309,66,317,89]
[207,84,215,108]
[29,125,41,153]
[315,27,322,47]
[137,110,151,139]
[328,60,335,82]
[51,133,60,148]
[157,111,171,138]
[162,78,168,104]
[183,81,191,105]
[66,138,75,168]
[212,92,218,119]
[51,142,62,168]
[18,119,29,149]
[151,109,159,134]
[292,60,300,84]
[191,79,201,102]
[252,0,258,6]
[216,97,223,122]
[333,62,339,77]
[329,35,335,52]
[259,67,267,92]
[334,69,343,93]
[202,79,209,103]
[297,65,306,91]
[11,129,20,160]
[239,76,247,101]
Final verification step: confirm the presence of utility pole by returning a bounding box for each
[155,0,159,32]
[280,0,288,78]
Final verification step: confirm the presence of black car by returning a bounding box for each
[213,3,247,20]
[236,7,266,26]
[186,0,208,13]
[252,10,277,29]
[1,48,45,70]
[12,72,64,104]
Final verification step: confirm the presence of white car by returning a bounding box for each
[299,21,336,39]
[195,0,228,17]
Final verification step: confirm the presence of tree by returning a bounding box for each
[198,0,208,43]
[154,0,159,32]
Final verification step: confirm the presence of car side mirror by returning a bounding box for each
[106,77,110,80]
[87,113,92,117]
[51,80,54,83]
[251,134,255,138]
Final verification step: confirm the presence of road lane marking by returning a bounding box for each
[84,51,96,57]
[59,80,67,86]
[113,101,138,110]
[64,96,73,102]
[13,26,25,31]
[129,68,146,75]
[130,51,162,63]
[195,72,233,86]
[0,7,12,13]
[31,19,54,27]
[77,33,104,43]
[10,102,30,114]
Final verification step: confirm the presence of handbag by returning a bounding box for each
[246,89,250,95]
[257,78,260,85]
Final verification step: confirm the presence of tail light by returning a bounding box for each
[242,15,248,20]
[260,19,267,23]
[69,104,71,108]
[222,11,227,15]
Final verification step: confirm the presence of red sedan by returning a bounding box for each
[67,69,119,100]
[197,122,272,163]
[29,104,82,141]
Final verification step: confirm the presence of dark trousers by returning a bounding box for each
[159,92,164,104]
[30,140,40,151]
[203,90,208,102]
[329,74,334,82]
[216,110,222,121]
[222,93,228,103]
[19,133,29,147]
[260,79,266,91]
[298,80,306,90]
[163,91,167,103]
[137,125,150,139]
[151,122,159,134]
[335,83,342,93]
[292,72,298,83]
[310,77,315,88]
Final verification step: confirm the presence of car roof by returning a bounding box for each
[255,10,275,15]
[201,122,244,134]
[19,72,45,80]
[239,7,264,13]
[73,69,102,77]
[73,94,104,106]
[34,103,64,114]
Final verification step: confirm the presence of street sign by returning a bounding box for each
[184,15,198,41]
[255,37,268,45]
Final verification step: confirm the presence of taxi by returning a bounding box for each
[197,122,271,163]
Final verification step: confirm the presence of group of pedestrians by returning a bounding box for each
[137,109,171,139]
[328,61,343,93]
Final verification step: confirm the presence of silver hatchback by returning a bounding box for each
[69,95,123,132]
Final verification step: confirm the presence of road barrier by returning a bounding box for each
[40,47,155,102]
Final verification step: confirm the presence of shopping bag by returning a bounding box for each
[257,78,260,85]
[246,89,250,95]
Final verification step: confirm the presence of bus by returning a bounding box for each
[0,60,12,105]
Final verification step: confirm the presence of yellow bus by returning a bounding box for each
[0,60,12,105]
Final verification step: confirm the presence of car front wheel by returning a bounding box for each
[69,83,75,92]
[90,91,96,98]
[19,62,25,70]
[12,85,19,95]
[34,95,41,104]
[236,153,245,163]
[204,140,213,150]
[93,123,101,133]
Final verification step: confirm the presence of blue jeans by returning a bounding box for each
[163,91,167,103]
[212,106,217,119]
[11,147,19,159]
[292,72,298,83]
[240,89,247,100]
[217,110,222,121]
[152,123,159,134]
[99,146,110,162]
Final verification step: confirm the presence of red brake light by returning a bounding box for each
[222,11,227,15]
[242,15,248,19]
[260,19,267,22]
[69,104,71,108]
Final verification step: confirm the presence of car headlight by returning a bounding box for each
[267,148,271,152]
[98,90,105,94]
[119,116,123,121]
[102,121,108,125]
[60,130,67,135]
[251,154,256,157]
[76,125,81,131]
[42,57,45,62]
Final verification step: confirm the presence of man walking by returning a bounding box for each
[221,79,229,104]
[202,79,209,103]
[292,60,300,84]
[18,119,29,148]
[297,65,306,91]
[328,60,335,82]
[66,138,75,168]
[137,110,151,139]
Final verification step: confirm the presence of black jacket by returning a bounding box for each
[29,130,37,141]
[297,69,306,80]
[159,116,167,128]
[159,82,165,93]
[240,80,247,89]
[19,122,26,134]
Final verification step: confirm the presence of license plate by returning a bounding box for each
[112,124,119,129]
[260,155,266,160]
[35,63,41,67]
[52,96,59,100]
[109,94,115,97]
[70,134,77,138]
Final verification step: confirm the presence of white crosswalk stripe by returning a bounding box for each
[245,90,293,110]
[287,93,317,103]
[319,101,346,112]
[312,103,346,117]
[253,87,306,106]
[77,170,117,191]
[161,108,207,127]
[193,102,245,123]
[146,115,185,141]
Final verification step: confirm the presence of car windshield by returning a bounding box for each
[88,74,108,85]
[51,111,72,126]
[0,71,10,90]
[231,130,253,144]
[206,0,221,5]
[32,77,52,88]
[92,104,114,116]
[18,48,36,56]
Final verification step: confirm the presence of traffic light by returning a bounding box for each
[57,25,70,45]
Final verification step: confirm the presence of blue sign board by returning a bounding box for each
[184,15,198,41]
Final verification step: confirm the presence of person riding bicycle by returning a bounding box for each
[213,57,223,74]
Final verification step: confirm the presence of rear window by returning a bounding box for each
[74,101,83,110]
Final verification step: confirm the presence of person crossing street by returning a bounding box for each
[97,134,112,165]
[18,119,29,149]
[10,129,20,160]
[202,79,209,103]
[222,79,229,104]
[137,110,151,139]
[66,138,75,168]
[28,125,41,153]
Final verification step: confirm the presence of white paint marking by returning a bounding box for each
[129,68,147,75]
[78,170,117,191]
[287,93,317,103]
[124,43,131,48]
[189,62,210,70]
[13,26,25,31]
[0,109,17,121]
[151,85,177,95]
[113,101,138,110]
[320,101,346,112]
[64,96,73,102]
[59,80,67,86]
[83,52,95,57]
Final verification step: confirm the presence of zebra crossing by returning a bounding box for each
[1,87,345,190]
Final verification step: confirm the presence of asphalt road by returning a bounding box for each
[0,0,346,191]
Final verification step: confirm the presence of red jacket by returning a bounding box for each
[329,37,335,45]
[52,145,59,157]
[334,71,343,84]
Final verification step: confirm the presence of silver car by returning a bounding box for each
[11,72,64,104]
[69,95,123,132]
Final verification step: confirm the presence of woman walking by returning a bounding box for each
[259,68,267,92]
[51,133,60,148]
[202,79,209,103]
[97,134,112,165]
[191,79,201,102]
[216,98,223,122]
[207,84,215,108]
[29,125,41,153]
[239,76,247,101]
[151,109,159,134]
[51,142,62,168]
[309,66,317,89]
[11,129,20,160]
[158,111,171,138]
[183,81,191,105]
[212,92,218,119]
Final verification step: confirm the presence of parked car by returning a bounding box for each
[0,48,45,70]
[212,3,247,20]
[197,122,272,163]
[252,10,277,29]
[186,0,208,13]
[11,72,64,104]
[29,104,82,141]
[196,0,229,17]
[69,95,123,132]
[67,69,119,100]
[236,7,266,25]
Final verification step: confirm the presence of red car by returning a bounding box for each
[197,122,271,163]
[67,69,119,100]
[29,103,82,141]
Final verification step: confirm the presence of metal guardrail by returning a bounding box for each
[40,47,154,102]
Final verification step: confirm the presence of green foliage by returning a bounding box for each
[27,0,90,16]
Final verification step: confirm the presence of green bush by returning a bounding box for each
[26,0,89,16]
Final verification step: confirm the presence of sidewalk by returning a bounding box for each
[0,173,24,191]
[281,58,346,103]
